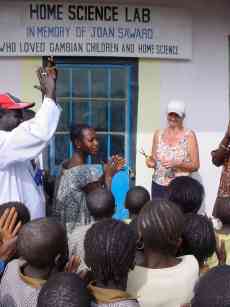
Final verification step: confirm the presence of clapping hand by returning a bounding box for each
[111,155,125,172]
[104,155,125,177]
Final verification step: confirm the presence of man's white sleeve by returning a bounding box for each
[0,97,61,169]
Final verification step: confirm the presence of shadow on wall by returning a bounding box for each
[191,172,206,215]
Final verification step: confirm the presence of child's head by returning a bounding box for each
[213,197,230,225]
[168,176,204,214]
[191,265,230,307]
[0,201,30,225]
[37,272,91,307]
[138,199,185,256]
[181,213,216,265]
[84,219,136,289]
[125,186,150,217]
[86,188,115,220]
[17,218,67,270]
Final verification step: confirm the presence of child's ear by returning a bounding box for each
[74,139,82,150]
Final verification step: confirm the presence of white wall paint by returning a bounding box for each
[195,132,223,215]
[0,58,22,96]
[160,7,230,132]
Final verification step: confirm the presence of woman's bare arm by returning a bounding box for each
[175,131,200,172]
[145,130,159,168]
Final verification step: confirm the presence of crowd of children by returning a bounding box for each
[0,175,230,307]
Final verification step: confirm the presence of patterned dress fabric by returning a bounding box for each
[0,260,42,307]
[152,129,191,186]
[68,222,95,270]
[218,157,230,197]
[52,164,103,233]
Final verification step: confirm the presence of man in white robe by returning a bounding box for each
[0,68,61,219]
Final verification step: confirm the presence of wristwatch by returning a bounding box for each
[0,260,7,274]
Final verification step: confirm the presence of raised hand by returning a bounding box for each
[0,207,21,262]
[36,67,56,100]
[65,255,81,273]
[46,56,58,80]
[0,237,17,261]
[0,207,21,242]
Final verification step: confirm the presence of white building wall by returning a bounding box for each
[135,1,230,215]
[0,58,22,96]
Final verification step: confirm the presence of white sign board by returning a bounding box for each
[0,2,192,59]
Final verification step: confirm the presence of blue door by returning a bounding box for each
[49,62,136,219]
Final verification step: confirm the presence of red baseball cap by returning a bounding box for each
[0,93,35,110]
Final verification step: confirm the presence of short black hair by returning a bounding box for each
[168,176,204,214]
[70,124,92,146]
[22,109,35,121]
[125,186,150,216]
[138,199,185,255]
[213,197,230,225]
[84,219,136,288]
[191,265,230,307]
[0,202,30,225]
[0,107,7,118]
[37,272,91,307]
[86,188,115,219]
[181,213,216,264]
[17,218,67,269]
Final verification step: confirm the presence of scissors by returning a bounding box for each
[139,147,149,158]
